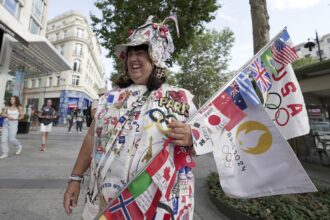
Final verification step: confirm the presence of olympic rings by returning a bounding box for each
[265,92,282,110]
[274,107,290,126]
[149,109,165,123]
[143,108,177,132]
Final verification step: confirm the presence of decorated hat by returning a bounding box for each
[115,15,179,69]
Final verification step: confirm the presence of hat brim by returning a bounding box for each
[115,41,150,59]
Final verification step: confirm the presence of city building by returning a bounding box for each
[0,0,70,111]
[23,10,105,123]
[295,32,330,61]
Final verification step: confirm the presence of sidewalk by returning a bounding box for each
[0,126,227,220]
[0,126,90,220]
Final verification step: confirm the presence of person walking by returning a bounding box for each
[63,16,196,219]
[75,109,84,133]
[0,96,24,159]
[66,111,74,133]
[38,99,56,151]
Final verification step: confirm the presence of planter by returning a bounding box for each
[18,121,30,134]
[208,192,255,220]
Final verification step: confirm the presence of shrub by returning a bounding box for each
[207,172,330,220]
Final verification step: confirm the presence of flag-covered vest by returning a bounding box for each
[83,83,197,220]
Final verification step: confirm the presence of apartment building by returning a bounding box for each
[23,11,105,123]
[295,32,330,61]
[0,0,70,110]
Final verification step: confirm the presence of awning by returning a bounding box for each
[0,7,71,75]
[9,32,72,76]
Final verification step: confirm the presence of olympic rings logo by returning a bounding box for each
[143,108,177,134]
[264,92,290,126]
[222,145,233,168]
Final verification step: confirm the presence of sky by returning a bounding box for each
[47,0,330,75]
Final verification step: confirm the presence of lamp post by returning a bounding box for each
[304,30,323,62]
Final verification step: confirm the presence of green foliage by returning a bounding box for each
[207,172,330,220]
[169,28,235,107]
[91,0,220,75]
[292,57,318,70]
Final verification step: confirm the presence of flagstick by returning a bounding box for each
[188,26,287,122]
[94,27,288,220]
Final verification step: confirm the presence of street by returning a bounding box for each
[0,126,226,220]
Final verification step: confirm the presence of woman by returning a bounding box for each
[75,109,84,133]
[64,16,196,219]
[38,99,56,151]
[0,96,24,159]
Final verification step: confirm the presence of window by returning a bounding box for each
[38,78,42,87]
[73,59,81,72]
[72,75,80,86]
[29,18,40,34]
[75,43,83,55]
[3,0,20,17]
[77,28,84,38]
[56,76,61,86]
[60,44,64,55]
[56,32,59,40]
[317,50,324,56]
[48,76,52,86]
[327,38,330,43]
[63,30,67,38]
[32,79,37,88]
[32,0,44,22]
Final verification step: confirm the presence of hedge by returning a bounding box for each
[207,172,330,220]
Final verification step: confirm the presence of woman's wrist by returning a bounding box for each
[68,174,84,184]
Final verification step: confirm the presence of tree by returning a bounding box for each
[249,0,270,53]
[91,0,220,75]
[170,28,234,107]
[292,57,317,70]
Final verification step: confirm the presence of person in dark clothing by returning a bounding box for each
[38,99,56,151]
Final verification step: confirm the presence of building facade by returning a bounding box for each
[23,11,105,124]
[295,32,330,61]
[0,0,70,111]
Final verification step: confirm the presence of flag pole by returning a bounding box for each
[93,27,288,220]
[188,26,287,122]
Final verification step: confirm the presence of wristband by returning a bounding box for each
[68,175,84,184]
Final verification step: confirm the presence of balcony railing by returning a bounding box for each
[48,33,90,45]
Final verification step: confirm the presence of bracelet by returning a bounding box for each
[68,175,84,184]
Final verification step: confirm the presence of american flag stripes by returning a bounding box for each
[271,30,298,66]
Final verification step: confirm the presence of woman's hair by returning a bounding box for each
[115,44,166,91]
[7,96,21,107]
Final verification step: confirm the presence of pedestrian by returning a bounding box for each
[66,111,74,133]
[85,105,92,127]
[0,96,24,159]
[38,99,56,151]
[75,109,84,133]
[63,16,197,219]
[30,106,39,131]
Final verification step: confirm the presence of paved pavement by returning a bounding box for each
[0,126,227,220]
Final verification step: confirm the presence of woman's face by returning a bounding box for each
[127,48,153,85]
[10,97,16,105]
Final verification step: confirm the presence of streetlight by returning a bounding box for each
[304,30,323,62]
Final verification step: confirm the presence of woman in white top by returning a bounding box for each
[0,96,24,159]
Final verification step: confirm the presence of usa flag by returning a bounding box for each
[248,57,272,94]
[271,30,298,66]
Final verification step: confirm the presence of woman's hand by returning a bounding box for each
[63,181,81,215]
[167,119,193,147]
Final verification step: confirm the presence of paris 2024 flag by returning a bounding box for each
[190,71,317,198]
